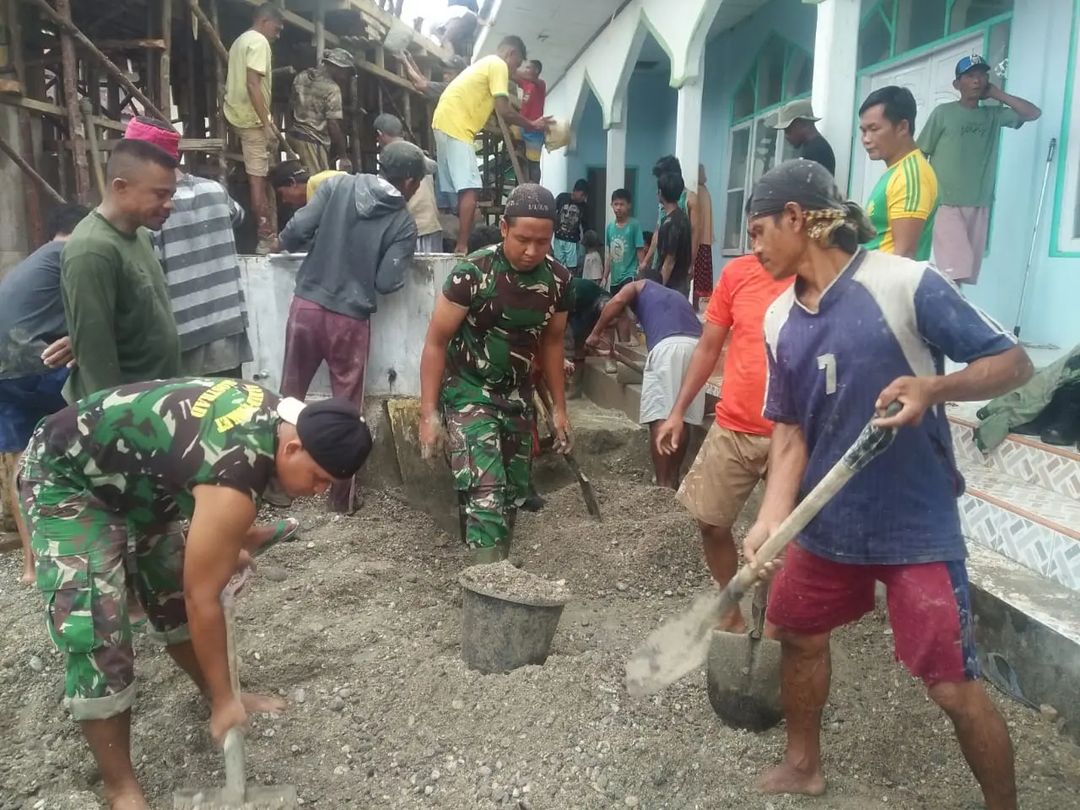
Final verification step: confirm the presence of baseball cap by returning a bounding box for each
[277,397,373,479]
[379,140,437,179]
[771,98,820,130]
[323,48,355,70]
[955,54,990,78]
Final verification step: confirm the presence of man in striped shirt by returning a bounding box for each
[858,86,938,261]
[126,118,252,376]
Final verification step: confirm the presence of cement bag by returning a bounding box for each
[545,119,571,152]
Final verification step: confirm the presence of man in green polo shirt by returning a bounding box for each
[61,139,182,401]
[917,54,1040,283]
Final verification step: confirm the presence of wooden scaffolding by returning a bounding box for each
[0,0,456,251]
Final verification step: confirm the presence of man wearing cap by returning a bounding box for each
[375,113,443,252]
[773,99,836,176]
[432,35,552,254]
[17,377,371,810]
[124,117,253,378]
[277,140,429,512]
[419,184,572,563]
[740,159,1030,807]
[287,48,355,175]
[917,54,1040,284]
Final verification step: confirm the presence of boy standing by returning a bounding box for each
[554,179,589,274]
[917,54,1040,283]
[604,188,645,342]
[516,60,547,182]
[654,172,693,296]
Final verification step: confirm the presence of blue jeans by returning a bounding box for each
[0,367,69,452]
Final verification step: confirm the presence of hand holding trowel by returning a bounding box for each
[625,403,902,699]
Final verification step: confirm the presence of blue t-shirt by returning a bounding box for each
[631,279,701,350]
[763,249,1016,565]
[605,218,645,286]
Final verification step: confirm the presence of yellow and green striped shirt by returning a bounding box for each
[863,149,938,260]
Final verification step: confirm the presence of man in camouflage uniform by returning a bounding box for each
[286,48,355,174]
[18,378,371,810]
[420,184,572,563]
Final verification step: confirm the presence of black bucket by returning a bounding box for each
[459,568,570,674]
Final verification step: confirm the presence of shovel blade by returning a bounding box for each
[386,398,460,538]
[706,629,782,732]
[173,784,298,809]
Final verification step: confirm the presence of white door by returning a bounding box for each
[850,35,982,204]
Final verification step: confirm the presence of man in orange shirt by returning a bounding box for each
[655,254,792,630]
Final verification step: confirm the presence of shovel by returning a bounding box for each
[173,585,297,809]
[532,391,601,520]
[625,403,902,698]
[385,398,461,539]
[706,582,782,731]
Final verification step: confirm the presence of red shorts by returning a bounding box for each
[766,544,980,685]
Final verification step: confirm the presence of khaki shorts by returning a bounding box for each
[235,125,272,177]
[676,423,770,529]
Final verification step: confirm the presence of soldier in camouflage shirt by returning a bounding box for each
[18,377,371,810]
[420,185,572,563]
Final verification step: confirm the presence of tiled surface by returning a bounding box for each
[959,464,1080,592]
[951,418,1080,501]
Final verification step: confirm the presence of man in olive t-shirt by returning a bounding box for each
[917,54,1041,283]
[61,139,182,400]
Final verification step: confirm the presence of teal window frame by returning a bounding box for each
[858,0,1014,71]
[730,34,814,125]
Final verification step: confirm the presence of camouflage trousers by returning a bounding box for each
[17,469,189,721]
[445,403,532,549]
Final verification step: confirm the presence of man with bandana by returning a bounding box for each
[419,184,571,563]
[18,378,372,809]
[741,159,1031,808]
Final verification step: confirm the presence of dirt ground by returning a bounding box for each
[2,403,1080,810]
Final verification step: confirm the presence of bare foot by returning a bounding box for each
[241,692,287,715]
[105,786,150,810]
[756,762,826,796]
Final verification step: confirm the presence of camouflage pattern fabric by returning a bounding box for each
[20,377,280,528]
[289,66,344,147]
[441,245,570,415]
[18,472,188,719]
[445,403,532,548]
[16,377,281,719]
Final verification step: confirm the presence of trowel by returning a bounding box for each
[706,583,782,731]
[625,403,902,698]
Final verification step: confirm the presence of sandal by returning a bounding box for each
[254,517,301,557]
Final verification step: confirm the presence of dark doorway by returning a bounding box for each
[585,166,638,238]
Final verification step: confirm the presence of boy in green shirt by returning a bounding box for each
[917,54,1040,283]
[603,187,645,342]
[61,139,182,400]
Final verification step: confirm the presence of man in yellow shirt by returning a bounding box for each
[858,85,939,261]
[225,3,284,254]
[432,35,550,254]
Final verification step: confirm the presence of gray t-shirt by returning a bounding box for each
[0,241,66,380]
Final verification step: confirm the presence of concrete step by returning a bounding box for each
[950,413,1080,501]
[958,461,1080,592]
[966,543,1080,742]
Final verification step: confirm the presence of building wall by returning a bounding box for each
[971,0,1078,348]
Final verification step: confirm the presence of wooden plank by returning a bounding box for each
[55,0,90,202]
[0,94,127,132]
[185,0,229,66]
[8,0,44,244]
[160,0,173,113]
[0,132,65,204]
[95,38,167,51]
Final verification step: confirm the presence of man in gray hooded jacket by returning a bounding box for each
[278,140,431,511]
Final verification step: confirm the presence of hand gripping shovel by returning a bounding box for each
[174,582,297,809]
[625,405,901,698]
